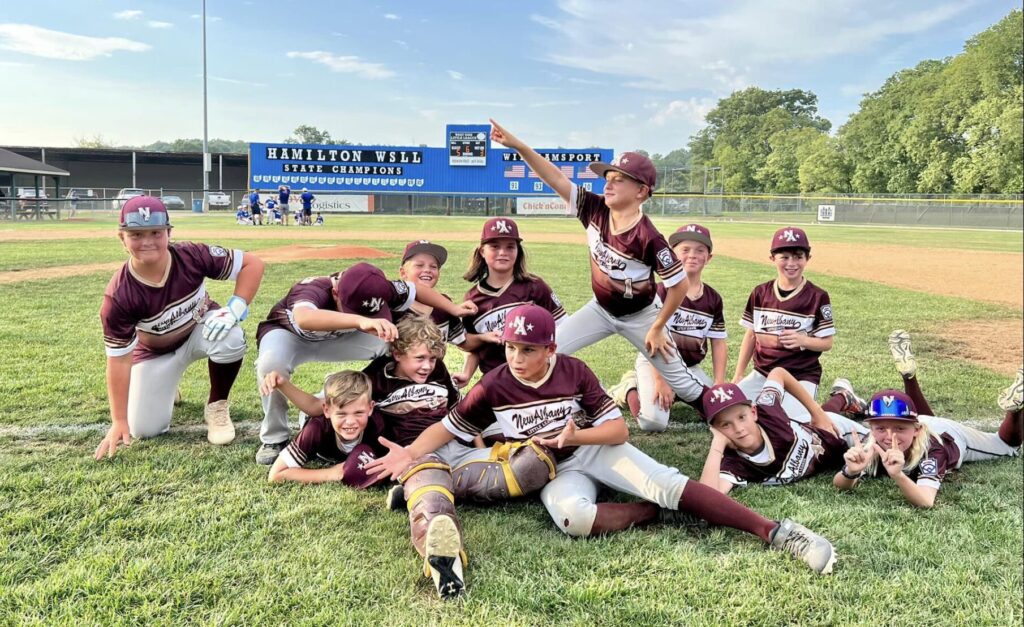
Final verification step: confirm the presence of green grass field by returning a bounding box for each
[1,213,1021,625]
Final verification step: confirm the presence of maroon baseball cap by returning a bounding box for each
[589,152,657,197]
[865,390,919,421]
[120,196,171,230]
[770,227,811,253]
[336,262,402,321]
[669,223,713,252]
[501,304,556,346]
[481,217,522,243]
[402,240,448,266]
[702,383,753,423]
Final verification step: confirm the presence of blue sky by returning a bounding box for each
[0,0,1018,155]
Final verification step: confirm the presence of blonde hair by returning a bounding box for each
[393,314,446,358]
[864,420,935,476]
[323,370,371,408]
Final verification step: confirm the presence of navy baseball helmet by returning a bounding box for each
[865,389,918,421]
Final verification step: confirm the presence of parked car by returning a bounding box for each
[160,195,186,210]
[207,191,231,208]
[17,188,49,208]
[65,188,98,212]
[112,188,145,210]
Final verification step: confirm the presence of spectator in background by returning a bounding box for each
[278,185,291,225]
[300,188,315,226]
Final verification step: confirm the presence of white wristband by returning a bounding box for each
[227,295,249,321]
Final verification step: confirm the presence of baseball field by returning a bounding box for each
[1,213,1021,625]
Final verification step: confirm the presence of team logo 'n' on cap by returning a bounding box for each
[702,382,752,423]
[588,151,657,197]
[481,217,522,243]
[336,262,399,321]
[669,223,714,251]
[771,226,811,253]
[500,304,556,346]
[120,196,171,230]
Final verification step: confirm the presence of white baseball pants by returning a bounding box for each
[256,328,388,444]
[540,442,689,537]
[633,353,713,431]
[738,371,817,424]
[920,416,1019,465]
[128,318,247,439]
[556,300,705,403]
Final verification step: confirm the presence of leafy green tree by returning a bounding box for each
[284,125,350,145]
[688,88,831,192]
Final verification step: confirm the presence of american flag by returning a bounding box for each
[504,165,525,178]
[577,167,598,179]
[559,165,575,178]
[528,169,539,178]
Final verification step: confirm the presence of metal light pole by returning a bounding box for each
[201,0,210,210]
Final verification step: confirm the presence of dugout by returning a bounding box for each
[0,147,70,219]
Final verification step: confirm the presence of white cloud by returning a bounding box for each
[394,39,409,49]
[447,70,464,80]
[530,0,972,92]
[114,10,143,20]
[649,97,715,127]
[0,60,31,67]
[0,23,149,61]
[444,100,515,108]
[147,21,173,29]
[529,100,582,108]
[286,51,395,79]
[384,13,399,20]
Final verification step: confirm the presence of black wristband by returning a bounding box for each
[840,465,860,480]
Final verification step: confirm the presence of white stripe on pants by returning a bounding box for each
[128,319,246,439]
[634,352,712,431]
[256,328,388,444]
[920,416,1019,465]
[738,371,817,424]
[540,442,689,537]
[556,300,704,402]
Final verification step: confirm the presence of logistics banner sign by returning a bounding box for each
[249,134,612,195]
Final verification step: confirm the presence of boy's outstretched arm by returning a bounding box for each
[490,119,573,202]
[766,367,838,437]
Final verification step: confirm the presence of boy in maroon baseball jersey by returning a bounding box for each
[393,239,467,348]
[95,197,265,460]
[455,217,566,386]
[254,262,477,465]
[370,305,838,576]
[489,120,706,410]
[698,371,864,493]
[609,223,728,431]
[264,370,384,487]
[733,227,835,424]
[834,332,1022,508]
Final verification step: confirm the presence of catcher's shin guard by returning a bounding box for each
[399,456,466,563]
[451,440,557,503]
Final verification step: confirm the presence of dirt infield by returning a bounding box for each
[933,319,1022,377]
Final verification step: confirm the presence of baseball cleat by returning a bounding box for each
[887,330,917,378]
[997,367,1024,412]
[255,441,286,465]
[204,400,235,445]
[829,378,868,415]
[607,370,638,409]
[769,519,836,575]
[386,484,407,511]
[424,515,465,600]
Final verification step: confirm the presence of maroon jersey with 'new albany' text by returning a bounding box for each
[571,185,685,318]
[256,275,414,346]
[442,355,621,459]
[101,242,242,363]
[279,413,385,468]
[719,380,846,488]
[740,279,835,384]
[656,282,727,367]
[362,355,460,446]
[463,277,566,374]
